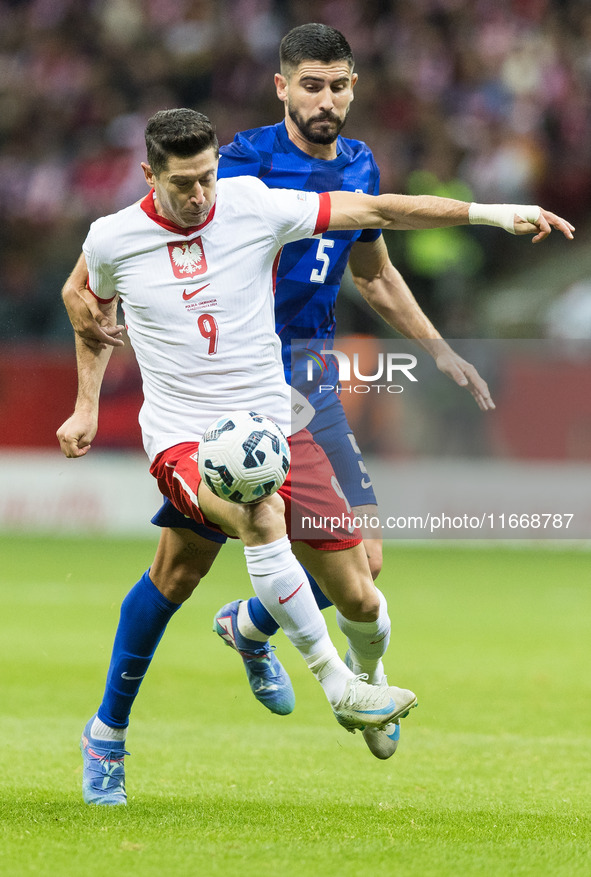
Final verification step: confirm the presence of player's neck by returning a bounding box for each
[284,116,338,161]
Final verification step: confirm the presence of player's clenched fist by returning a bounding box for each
[56,411,97,458]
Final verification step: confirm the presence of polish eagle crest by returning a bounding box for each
[172,242,202,273]
[168,238,207,278]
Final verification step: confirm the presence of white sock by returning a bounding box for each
[336,587,391,684]
[236,599,269,642]
[91,716,127,742]
[244,536,353,705]
[307,648,355,707]
[243,536,334,661]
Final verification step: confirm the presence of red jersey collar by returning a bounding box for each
[140,189,216,236]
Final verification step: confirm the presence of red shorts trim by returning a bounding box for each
[149,429,361,550]
[149,442,227,536]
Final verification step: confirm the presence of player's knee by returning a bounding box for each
[151,563,201,603]
[150,533,218,603]
[336,582,380,622]
[237,492,286,545]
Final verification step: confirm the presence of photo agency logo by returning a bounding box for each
[304,347,418,394]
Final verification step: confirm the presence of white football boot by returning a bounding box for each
[333,670,417,735]
[344,650,413,759]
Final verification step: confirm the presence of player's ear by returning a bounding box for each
[275,72,288,102]
[141,162,155,187]
[350,71,358,100]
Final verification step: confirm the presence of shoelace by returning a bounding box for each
[342,673,395,710]
[239,643,276,661]
[88,744,130,769]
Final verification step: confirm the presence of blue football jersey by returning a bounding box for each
[218,121,381,391]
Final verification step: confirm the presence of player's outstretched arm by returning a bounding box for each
[62,253,125,350]
[327,191,575,240]
[56,325,115,458]
[348,237,494,411]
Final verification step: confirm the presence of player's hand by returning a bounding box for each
[514,209,575,243]
[56,411,98,458]
[435,352,495,411]
[63,285,125,350]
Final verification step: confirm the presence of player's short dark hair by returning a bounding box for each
[280,23,354,75]
[145,108,219,176]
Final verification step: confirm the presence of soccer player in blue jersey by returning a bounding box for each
[61,24,569,783]
[201,23,496,756]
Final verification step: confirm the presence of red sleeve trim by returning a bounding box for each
[271,247,283,296]
[313,192,331,235]
[86,280,116,304]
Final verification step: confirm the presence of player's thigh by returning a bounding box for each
[150,526,223,603]
[292,540,379,621]
[151,441,286,545]
[198,484,286,546]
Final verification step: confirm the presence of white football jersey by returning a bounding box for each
[83,175,330,460]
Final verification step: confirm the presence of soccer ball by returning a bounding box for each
[198,411,290,504]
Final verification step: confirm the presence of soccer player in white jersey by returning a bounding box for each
[58,108,574,805]
[62,24,575,770]
[62,26,577,753]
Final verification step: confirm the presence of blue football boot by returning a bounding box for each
[214,600,295,715]
[80,716,128,805]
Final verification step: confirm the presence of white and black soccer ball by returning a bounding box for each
[198,411,290,504]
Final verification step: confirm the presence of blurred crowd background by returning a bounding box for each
[2,0,591,343]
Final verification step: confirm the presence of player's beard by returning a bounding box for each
[288,103,348,145]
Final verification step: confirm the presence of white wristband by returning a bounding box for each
[468,203,541,235]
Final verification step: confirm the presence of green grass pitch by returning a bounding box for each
[0,535,590,876]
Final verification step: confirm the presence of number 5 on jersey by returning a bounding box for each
[198,313,218,354]
[310,237,335,284]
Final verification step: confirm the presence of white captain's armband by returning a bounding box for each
[468,203,541,235]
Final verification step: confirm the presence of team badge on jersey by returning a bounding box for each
[168,238,208,279]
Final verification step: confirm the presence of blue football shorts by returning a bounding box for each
[307,389,378,509]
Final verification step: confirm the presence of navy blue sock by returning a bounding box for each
[97,570,181,729]
[246,570,333,636]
